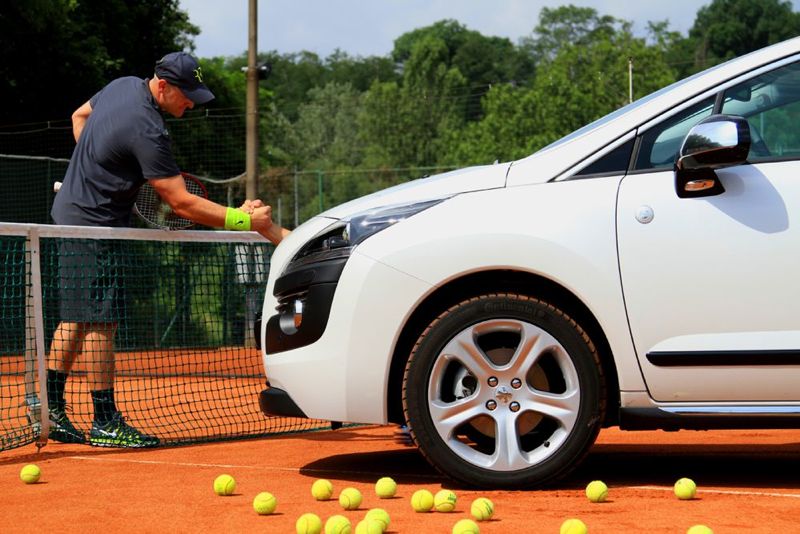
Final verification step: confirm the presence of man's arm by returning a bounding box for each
[71,101,93,142]
[149,175,288,244]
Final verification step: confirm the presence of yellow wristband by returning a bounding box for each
[224,207,251,231]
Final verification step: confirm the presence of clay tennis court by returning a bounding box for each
[3,425,800,533]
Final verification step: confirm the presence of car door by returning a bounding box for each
[616,61,800,402]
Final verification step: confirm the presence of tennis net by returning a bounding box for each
[0,223,328,451]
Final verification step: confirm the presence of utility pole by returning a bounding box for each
[245,0,258,200]
[244,0,258,348]
[628,57,633,104]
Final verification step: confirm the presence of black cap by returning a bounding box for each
[154,52,215,105]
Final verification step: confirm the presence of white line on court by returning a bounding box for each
[630,485,800,499]
[66,456,443,479]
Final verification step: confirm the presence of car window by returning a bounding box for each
[573,138,635,177]
[721,61,800,161]
[634,97,716,171]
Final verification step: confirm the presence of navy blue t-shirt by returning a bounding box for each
[51,77,180,227]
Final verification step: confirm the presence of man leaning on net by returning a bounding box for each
[48,51,289,448]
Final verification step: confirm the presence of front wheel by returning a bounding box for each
[402,293,605,488]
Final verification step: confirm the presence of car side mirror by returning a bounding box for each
[674,115,751,198]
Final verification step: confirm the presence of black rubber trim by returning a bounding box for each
[265,283,338,354]
[259,385,308,418]
[646,349,800,367]
[274,258,347,298]
[619,407,800,430]
[254,313,262,351]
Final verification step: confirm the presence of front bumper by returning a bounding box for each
[259,383,307,418]
[260,251,432,423]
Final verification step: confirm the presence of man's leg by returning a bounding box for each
[84,323,116,418]
[46,321,86,443]
[85,323,158,448]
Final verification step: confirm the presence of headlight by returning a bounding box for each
[284,199,446,274]
[343,199,445,246]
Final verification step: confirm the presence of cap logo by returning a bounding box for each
[193,67,203,83]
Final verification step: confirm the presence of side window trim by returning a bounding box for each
[558,131,636,181]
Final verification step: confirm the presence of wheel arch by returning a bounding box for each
[386,269,620,427]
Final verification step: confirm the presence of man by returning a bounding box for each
[48,51,288,447]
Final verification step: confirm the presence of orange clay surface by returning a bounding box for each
[2,425,800,533]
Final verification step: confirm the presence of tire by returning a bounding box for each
[402,293,605,488]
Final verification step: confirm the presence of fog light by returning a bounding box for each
[279,299,304,335]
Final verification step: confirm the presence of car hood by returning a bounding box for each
[321,162,511,220]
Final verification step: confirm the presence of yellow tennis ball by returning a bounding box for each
[364,508,390,530]
[253,491,277,515]
[411,489,435,512]
[312,479,334,501]
[339,487,363,510]
[674,477,697,500]
[687,526,713,534]
[20,464,41,484]
[560,518,588,534]
[296,513,323,534]
[470,497,494,521]
[375,476,397,498]
[433,489,457,512]
[452,518,480,534]
[354,519,384,534]
[324,514,351,534]
[585,480,608,503]
[213,474,236,496]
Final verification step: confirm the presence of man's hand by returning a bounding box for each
[239,199,264,214]
[248,204,290,245]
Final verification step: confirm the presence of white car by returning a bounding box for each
[258,36,800,488]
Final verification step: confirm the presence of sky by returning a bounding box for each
[178,0,713,59]
[176,0,800,60]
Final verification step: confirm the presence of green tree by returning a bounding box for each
[442,8,676,166]
[289,82,364,169]
[520,5,625,62]
[361,35,467,168]
[690,0,800,69]
[326,50,399,92]
[0,0,198,125]
[392,19,534,119]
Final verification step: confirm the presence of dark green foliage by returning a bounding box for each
[0,0,198,125]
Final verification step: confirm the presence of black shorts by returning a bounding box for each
[58,239,126,323]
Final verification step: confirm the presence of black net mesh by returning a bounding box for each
[0,232,328,450]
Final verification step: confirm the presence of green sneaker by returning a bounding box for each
[89,412,159,448]
[49,407,86,444]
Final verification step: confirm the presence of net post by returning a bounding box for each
[27,228,50,448]
[24,236,41,439]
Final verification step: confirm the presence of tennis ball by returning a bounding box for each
[433,489,457,512]
[296,513,323,534]
[364,508,390,531]
[213,474,236,496]
[375,476,397,498]
[324,514,351,534]
[470,497,494,521]
[585,480,608,503]
[452,518,480,534]
[560,518,588,534]
[253,491,277,515]
[354,519,383,534]
[339,487,363,510]
[312,479,334,501]
[411,489,435,512]
[687,526,713,534]
[20,464,41,484]
[674,477,697,500]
